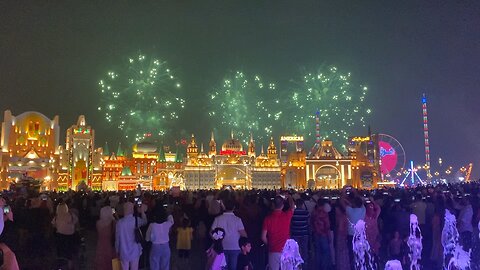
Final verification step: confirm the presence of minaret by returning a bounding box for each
[103,142,110,157]
[116,142,124,157]
[260,145,266,156]
[187,134,198,159]
[267,137,277,160]
[209,131,216,157]
[158,145,166,163]
[248,133,255,157]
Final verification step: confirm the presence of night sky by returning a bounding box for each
[1,1,479,178]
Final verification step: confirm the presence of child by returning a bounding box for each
[176,218,194,259]
[206,227,227,270]
[388,231,403,262]
[236,237,253,270]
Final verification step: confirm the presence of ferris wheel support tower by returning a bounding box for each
[422,93,432,180]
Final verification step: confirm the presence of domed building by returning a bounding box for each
[184,132,281,189]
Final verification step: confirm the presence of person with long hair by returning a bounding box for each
[95,206,116,270]
[51,203,79,269]
[206,227,227,270]
[430,194,445,268]
[365,199,381,256]
[145,206,174,270]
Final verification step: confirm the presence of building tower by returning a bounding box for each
[186,134,198,160]
[209,132,216,158]
[60,115,103,190]
[422,93,431,180]
[308,110,321,158]
[267,137,277,160]
[248,133,256,158]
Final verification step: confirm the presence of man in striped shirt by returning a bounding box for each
[290,199,310,269]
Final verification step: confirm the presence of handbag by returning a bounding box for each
[112,258,121,270]
[134,216,145,244]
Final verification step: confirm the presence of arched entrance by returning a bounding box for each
[315,165,341,189]
[216,167,247,188]
[285,169,298,188]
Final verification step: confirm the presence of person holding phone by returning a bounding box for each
[0,198,18,270]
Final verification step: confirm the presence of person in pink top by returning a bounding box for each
[95,206,116,270]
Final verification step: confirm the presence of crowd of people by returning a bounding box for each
[1,182,480,269]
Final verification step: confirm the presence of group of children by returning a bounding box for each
[175,218,252,270]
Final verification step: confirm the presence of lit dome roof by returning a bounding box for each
[132,142,157,153]
[221,138,243,152]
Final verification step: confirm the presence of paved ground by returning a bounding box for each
[16,223,209,270]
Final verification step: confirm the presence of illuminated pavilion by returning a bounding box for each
[57,116,103,190]
[183,132,281,189]
[0,110,60,190]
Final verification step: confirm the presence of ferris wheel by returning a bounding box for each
[376,134,406,181]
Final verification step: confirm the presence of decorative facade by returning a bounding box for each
[58,116,103,190]
[102,142,184,191]
[184,132,281,189]
[347,136,381,188]
[280,136,307,189]
[0,110,60,190]
[306,140,353,189]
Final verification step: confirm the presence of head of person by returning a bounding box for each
[223,199,235,212]
[273,196,285,210]
[295,199,305,210]
[182,218,190,228]
[365,200,375,216]
[153,205,168,224]
[238,236,252,254]
[352,196,364,208]
[99,206,115,224]
[56,203,69,217]
[460,196,471,206]
[317,199,331,213]
[211,227,226,253]
[123,202,134,216]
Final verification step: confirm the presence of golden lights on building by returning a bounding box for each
[58,116,103,190]
[0,110,60,190]
[0,110,381,191]
[184,132,281,189]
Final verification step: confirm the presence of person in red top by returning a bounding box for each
[261,194,294,270]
